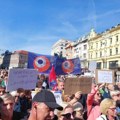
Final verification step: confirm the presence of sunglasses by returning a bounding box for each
[97,93,101,96]
[62,111,76,119]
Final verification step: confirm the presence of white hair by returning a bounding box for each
[110,90,120,97]
[10,91,18,97]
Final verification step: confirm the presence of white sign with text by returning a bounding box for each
[52,91,62,105]
[7,69,38,91]
[97,70,113,83]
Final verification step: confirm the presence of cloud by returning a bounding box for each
[78,9,120,22]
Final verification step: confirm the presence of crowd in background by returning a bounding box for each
[0,69,120,120]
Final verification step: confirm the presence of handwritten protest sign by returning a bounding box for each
[64,77,92,95]
[96,70,114,83]
[52,91,62,105]
[6,68,38,91]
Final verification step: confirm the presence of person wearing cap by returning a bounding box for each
[28,89,63,120]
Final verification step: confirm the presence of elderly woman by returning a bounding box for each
[110,90,120,102]
[96,98,119,120]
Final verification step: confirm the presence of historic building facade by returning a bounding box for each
[88,24,120,70]
[0,50,28,69]
[51,39,71,57]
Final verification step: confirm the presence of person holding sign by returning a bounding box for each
[87,83,105,120]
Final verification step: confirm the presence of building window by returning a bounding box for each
[97,62,101,69]
[91,45,93,49]
[109,61,118,69]
[76,55,79,58]
[110,49,112,56]
[100,51,102,57]
[89,54,90,59]
[96,43,98,48]
[116,35,118,42]
[116,47,118,54]
[83,53,86,58]
[110,38,112,44]
[101,42,102,47]
[103,62,107,68]
[96,52,97,58]
[91,54,92,59]
[84,45,87,50]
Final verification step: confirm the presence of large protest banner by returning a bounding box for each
[96,69,114,83]
[27,52,81,75]
[6,69,38,92]
[64,77,92,95]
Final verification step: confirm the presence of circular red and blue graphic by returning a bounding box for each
[33,56,50,72]
[62,60,74,73]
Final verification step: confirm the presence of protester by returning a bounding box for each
[110,90,120,119]
[28,89,63,120]
[10,91,22,120]
[115,82,120,91]
[87,84,104,120]
[56,78,65,93]
[0,97,3,119]
[0,93,15,120]
[61,105,75,120]
[73,104,84,120]
[110,90,120,102]
[96,98,119,120]
[40,74,49,89]
[69,91,83,111]
[17,88,29,119]
[0,86,6,96]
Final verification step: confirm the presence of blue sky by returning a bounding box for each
[0,0,120,55]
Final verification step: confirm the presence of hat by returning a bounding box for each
[73,102,83,111]
[32,89,63,111]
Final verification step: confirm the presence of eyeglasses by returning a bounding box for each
[62,111,76,119]
[109,107,116,111]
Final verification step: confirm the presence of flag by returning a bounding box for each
[27,52,56,74]
[27,52,81,75]
[55,57,81,75]
[49,65,57,90]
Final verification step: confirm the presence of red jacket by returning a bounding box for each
[87,88,101,120]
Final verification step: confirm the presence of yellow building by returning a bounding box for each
[88,24,120,70]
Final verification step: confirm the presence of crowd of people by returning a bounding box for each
[0,69,120,120]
